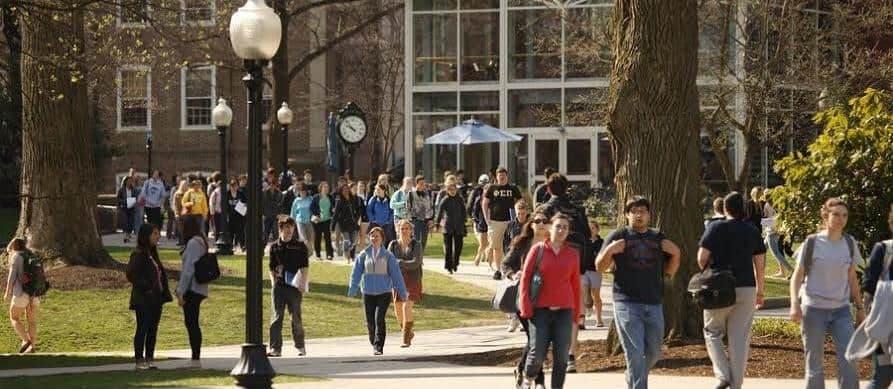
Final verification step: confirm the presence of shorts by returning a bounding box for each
[487,220,510,253]
[11,293,40,309]
[581,270,602,308]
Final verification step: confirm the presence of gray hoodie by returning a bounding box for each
[141,178,167,208]
[176,237,210,297]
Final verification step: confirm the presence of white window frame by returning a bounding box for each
[180,0,216,27]
[180,65,217,131]
[117,1,151,29]
[117,65,152,132]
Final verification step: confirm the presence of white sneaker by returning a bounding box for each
[507,316,520,332]
[297,347,306,356]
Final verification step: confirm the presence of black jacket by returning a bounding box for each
[126,247,173,310]
[269,238,310,283]
[541,194,592,260]
[435,194,467,236]
[332,195,362,232]
[280,188,296,216]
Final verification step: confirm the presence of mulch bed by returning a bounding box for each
[413,337,873,379]
[0,261,187,291]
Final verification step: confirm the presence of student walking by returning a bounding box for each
[706,197,726,228]
[4,238,41,354]
[860,203,893,389]
[355,180,370,250]
[333,184,362,261]
[267,216,310,357]
[407,175,434,252]
[762,190,794,278]
[697,192,767,389]
[582,220,605,328]
[468,175,491,268]
[348,227,408,355]
[367,184,395,244]
[226,178,247,251]
[175,216,210,368]
[435,182,467,274]
[519,213,581,389]
[181,180,209,236]
[262,177,283,244]
[126,224,173,371]
[391,177,414,222]
[141,171,167,229]
[502,208,550,388]
[596,197,681,389]
[172,180,189,244]
[482,167,522,280]
[388,220,423,348]
[118,177,138,242]
[310,182,335,260]
[789,198,863,389]
[291,184,315,245]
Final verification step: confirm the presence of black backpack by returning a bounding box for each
[20,250,50,297]
[192,240,220,284]
[688,266,736,309]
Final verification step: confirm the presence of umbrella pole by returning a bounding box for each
[456,144,461,172]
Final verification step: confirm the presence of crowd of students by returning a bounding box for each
[8,162,893,389]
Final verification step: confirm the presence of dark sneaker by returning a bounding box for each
[493,271,502,280]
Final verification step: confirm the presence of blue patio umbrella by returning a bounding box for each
[424,119,522,170]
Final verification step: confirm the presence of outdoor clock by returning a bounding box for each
[337,102,367,145]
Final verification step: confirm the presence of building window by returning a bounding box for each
[414,92,457,113]
[117,66,151,131]
[509,9,561,80]
[565,88,607,126]
[508,89,561,128]
[181,65,216,129]
[413,115,458,179]
[414,14,458,83]
[118,1,150,28]
[460,12,498,82]
[565,7,612,79]
[181,0,215,25]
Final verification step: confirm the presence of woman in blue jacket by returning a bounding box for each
[309,182,334,260]
[366,184,395,244]
[348,227,408,355]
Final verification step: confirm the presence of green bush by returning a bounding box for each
[771,89,893,253]
[752,318,800,340]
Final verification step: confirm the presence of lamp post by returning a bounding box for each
[146,133,153,175]
[229,1,281,388]
[277,102,293,173]
[213,98,234,256]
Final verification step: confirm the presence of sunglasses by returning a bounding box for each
[531,218,548,225]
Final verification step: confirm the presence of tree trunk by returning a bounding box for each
[0,3,22,200]
[17,3,113,267]
[605,0,704,348]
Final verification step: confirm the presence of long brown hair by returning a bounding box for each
[509,208,547,252]
[180,215,207,250]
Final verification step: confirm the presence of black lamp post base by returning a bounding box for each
[231,343,275,389]
[216,232,234,256]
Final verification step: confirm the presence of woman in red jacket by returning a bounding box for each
[519,213,581,389]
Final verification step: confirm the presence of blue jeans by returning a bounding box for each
[525,308,573,389]
[341,229,359,258]
[614,301,664,389]
[412,219,429,251]
[262,216,276,244]
[801,305,858,389]
[869,353,893,389]
[765,232,794,273]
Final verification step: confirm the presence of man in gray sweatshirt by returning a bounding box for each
[141,170,168,229]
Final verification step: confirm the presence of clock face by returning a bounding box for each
[339,115,367,144]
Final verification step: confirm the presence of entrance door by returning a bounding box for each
[527,131,596,194]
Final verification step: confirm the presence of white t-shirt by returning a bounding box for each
[796,233,860,309]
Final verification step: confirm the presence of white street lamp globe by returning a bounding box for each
[229,0,282,60]
[212,98,234,127]
[277,102,293,125]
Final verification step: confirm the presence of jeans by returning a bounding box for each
[121,208,135,235]
[703,287,757,389]
[801,304,858,389]
[340,229,359,259]
[525,308,573,389]
[297,222,314,245]
[363,293,391,352]
[443,233,463,272]
[517,314,545,386]
[869,353,893,389]
[182,291,204,360]
[412,219,429,251]
[614,301,664,389]
[145,207,162,229]
[313,220,333,258]
[263,216,277,244]
[134,304,162,360]
[269,282,305,351]
[765,232,794,273]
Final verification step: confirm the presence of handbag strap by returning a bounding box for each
[533,243,545,273]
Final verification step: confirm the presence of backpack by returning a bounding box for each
[193,239,220,284]
[688,265,737,310]
[801,233,857,279]
[20,250,50,297]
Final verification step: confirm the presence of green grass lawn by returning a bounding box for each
[0,355,145,370]
[0,369,316,388]
[0,247,501,354]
